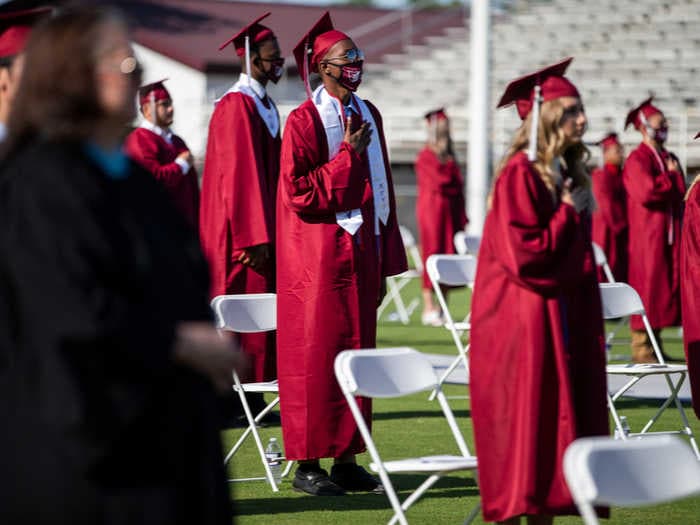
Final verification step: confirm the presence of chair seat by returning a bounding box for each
[371,455,478,474]
[606,364,688,376]
[444,321,470,332]
[233,380,279,393]
[423,353,469,385]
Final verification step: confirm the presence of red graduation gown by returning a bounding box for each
[469,152,609,522]
[623,143,685,331]
[591,163,627,282]
[199,92,280,382]
[681,182,700,419]
[415,147,468,289]
[276,97,407,460]
[124,127,199,229]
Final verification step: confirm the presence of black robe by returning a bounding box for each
[0,140,230,525]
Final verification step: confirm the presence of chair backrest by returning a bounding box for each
[598,283,645,319]
[426,254,477,287]
[564,436,700,515]
[399,225,424,273]
[210,293,276,333]
[335,347,438,398]
[453,231,481,256]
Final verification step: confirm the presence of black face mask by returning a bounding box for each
[329,61,363,92]
[258,57,285,84]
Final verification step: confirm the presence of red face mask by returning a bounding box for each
[337,61,363,92]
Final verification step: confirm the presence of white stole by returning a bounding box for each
[311,85,390,235]
[217,79,280,138]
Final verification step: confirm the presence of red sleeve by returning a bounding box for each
[491,157,586,294]
[203,94,274,250]
[124,129,186,191]
[592,167,626,234]
[279,105,371,215]
[623,148,679,206]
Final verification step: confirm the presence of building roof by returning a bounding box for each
[115,0,467,73]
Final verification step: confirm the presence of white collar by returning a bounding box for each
[237,73,267,100]
[140,120,173,144]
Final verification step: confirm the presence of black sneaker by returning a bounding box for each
[292,467,346,496]
[330,464,385,493]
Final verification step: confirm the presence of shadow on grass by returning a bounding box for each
[373,409,471,420]
[234,475,479,516]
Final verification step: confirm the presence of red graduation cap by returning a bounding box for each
[218,12,276,56]
[138,78,170,107]
[595,132,621,150]
[625,96,663,130]
[0,6,51,59]
[293,11,350,98]
[497,57,580,120]
[424,108,448,121]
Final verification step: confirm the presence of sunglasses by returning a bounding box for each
[324,48,365,64]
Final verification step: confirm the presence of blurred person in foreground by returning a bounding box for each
[590,132,627,282]
[0,7,51,141]
[415,108,468,325]
[623,97,685,363]
[469,58,609,524]
[276,11,406,496]
[0,6,237,524]
[681,131,700,419]
[125,79,199,229]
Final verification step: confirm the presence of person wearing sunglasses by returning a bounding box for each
[125,79,200,229]
[275,12,406,496]
[199,13,285,426]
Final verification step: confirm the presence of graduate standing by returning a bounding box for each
[681,131,700,419]
[0,7,50,141]
[276,12,406,496]
[125,79,199,229]
[415,108,468,325]
[469,58,609,524]
[623,97,685,363]
[591,132,627,281]
[199,13,283,389]
[0,7,237,524]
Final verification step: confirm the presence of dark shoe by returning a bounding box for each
[293,467,346,496]
[330,463,384,493]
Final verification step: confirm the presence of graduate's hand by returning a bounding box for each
[666,155,680,172]
[173,321,247,393]
[345,118,372,156]
[561,178,575,209]
[238,243,270,271]
[177,150,194,166]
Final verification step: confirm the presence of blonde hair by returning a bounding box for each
[489,98,590,206]
[686,173,700,200]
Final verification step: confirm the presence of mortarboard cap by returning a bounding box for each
[424,108,448,122]
[694,131,700,140]
[0,7,51,60]
[138,78,170,107]
[293,11,351,98]
[595,132,621,149]
[625,96,663,130]
[218,12,276,56]
[497,57,580,120]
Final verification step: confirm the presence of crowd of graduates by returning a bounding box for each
[0,3,699,525]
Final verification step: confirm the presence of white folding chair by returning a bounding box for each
[210,293,293,491]
[599,283,699,458]
[425,254,476,396]
[592,242,615,283]
[453,231,481,255]
[377,225,423,325]
[564,435,700,525]
[334,347,480,525]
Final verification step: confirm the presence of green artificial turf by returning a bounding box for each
[225,280,700,524]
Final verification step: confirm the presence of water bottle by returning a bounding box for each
[264,437,283,485]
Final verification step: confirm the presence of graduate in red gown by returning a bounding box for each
[591,132,627,281]
[681,131,700,419]
[622,97,685,363]
[125,79,199,229]
[277,12,406,496]
[469,58,609,524]
[415,108,468,325]
[0,7,52,142]
[199,13,284,388]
